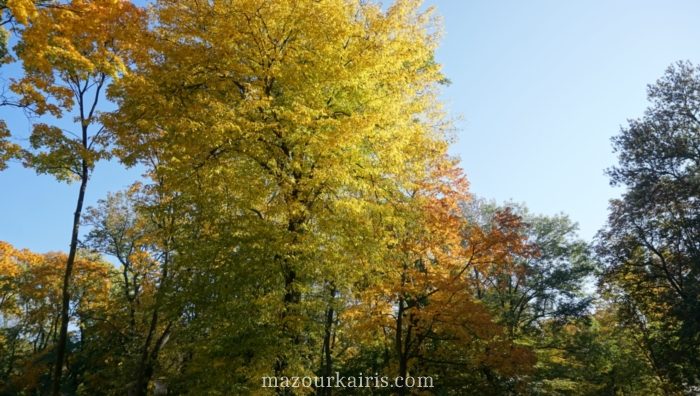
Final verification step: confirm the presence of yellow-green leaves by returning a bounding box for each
[9,0,145,183]
[103,0,456,387]
[6,0,37,25]
[0,122,20,170]
[13,0,145,79]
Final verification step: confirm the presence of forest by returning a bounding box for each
[0,0,699,395]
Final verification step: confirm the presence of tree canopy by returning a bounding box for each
[0,1,698,395]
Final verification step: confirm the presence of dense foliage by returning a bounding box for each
[0,1,698,395]
[597,61,700,394]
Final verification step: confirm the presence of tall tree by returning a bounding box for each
[106,0,451,392]
[598,61,700,392]
[8,1,145,393]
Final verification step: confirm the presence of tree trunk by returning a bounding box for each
[275,213,305,395]
[320,286,337,396]
[51,158,88,396]
[396,298,409,396]
[134,310,159,396]
[134,239,172,396]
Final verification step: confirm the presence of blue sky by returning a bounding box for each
[1,0,700,253]
[431,0,700,239]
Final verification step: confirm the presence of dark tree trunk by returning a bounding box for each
[50,72,105,396]
[275,212,306,396]
[319,286,337,396]
[134,310,159,396]
[396,298,409,396]
[51,158,88,396]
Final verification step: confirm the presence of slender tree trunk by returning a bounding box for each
[133,315,172,396]
[395,264,413,396]
[275,259,301,396]
[4,333,18,378]
[50,72,104,396]
[51,158,88,396]
[396,298,409,396]
[134,233,172,396]
[395,297,417,396]
[320,286,337,396]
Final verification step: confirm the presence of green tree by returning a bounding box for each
[598,61,700,392]
[83,185,180,396]
[466,201,596,338]
[531,307,665,396]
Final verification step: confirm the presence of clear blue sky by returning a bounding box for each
[431,0,700,239]
[1,0,700,253]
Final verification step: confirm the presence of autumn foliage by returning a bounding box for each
[0,1,696,395]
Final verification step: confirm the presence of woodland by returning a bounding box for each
[0,1,699,395]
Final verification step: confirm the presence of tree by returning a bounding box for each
[598,61,700,392]
[342,169,539,395]
[466,201,596,338]
[530,306,666,396]
[3,1,651,394]
[0,0,55,170]
[8,2,146,394]
[106,0,451,392]
[82,185,182,396]
[0,241,113,395]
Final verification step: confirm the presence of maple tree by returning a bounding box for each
[0,0,53,170]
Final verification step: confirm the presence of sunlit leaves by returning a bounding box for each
[2,1,675,394]
[103,0,455,389]
[0,241,113,392]
[6,0,37,24]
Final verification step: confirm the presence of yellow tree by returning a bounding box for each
[106,0,451,391]
[0,241,112,394]
[0,1,55,170]
[8,1,145,394]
